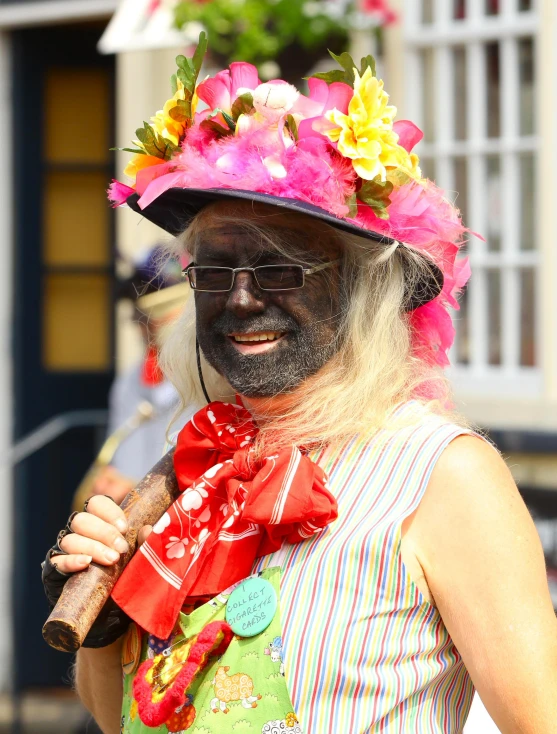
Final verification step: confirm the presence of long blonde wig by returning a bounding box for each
[161,203,463,454]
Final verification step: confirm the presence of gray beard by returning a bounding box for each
[197,315,340,398]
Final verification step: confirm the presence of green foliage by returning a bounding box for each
[231,92,255,120]
[285,114,299,141]
[174,0,348,69]
[110,147,147,155]
[175,31,208,119]
[356,177,393,219]
[134,121,179,160]
[310,50,377,85]
[346,192,358,218]
[199,108,235,138]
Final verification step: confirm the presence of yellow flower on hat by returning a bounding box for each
[150,78,197,147]
[123,152,164,182]
[325,67,418,182]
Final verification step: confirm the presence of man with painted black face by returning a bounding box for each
[43,43,557,734]
[192,212,343,399]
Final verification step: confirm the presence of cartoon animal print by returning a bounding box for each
[210,665,262,713]
[261,712,302,732]
[264,636,285,676]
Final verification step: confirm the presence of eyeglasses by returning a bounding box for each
[182,260,341,292]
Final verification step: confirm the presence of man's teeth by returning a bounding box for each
[232,332,283,342]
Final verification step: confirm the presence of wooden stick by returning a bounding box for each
[42,449,180,653]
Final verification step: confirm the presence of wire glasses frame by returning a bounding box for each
[182,259,341,292]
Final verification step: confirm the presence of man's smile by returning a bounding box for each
[227,331,287,355]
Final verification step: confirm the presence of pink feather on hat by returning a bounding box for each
[109,36,471,370]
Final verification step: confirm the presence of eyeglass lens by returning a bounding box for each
[189,265,304,291]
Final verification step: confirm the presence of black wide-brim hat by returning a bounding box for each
[126,187,444,310]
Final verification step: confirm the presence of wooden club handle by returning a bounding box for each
[42,449,180,653]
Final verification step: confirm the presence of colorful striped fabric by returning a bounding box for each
[252,401,475,733]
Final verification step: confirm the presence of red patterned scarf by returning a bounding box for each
[112,402,338,638]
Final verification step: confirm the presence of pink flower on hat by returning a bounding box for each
[195,62,260,119]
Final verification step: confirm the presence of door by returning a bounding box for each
[11,22,116,690]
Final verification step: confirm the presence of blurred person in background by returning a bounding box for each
[76,246,192,508]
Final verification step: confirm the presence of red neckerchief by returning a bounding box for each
[112,402,338,638]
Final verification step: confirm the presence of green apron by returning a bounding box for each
[121,567,302,733]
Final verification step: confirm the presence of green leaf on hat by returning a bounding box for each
[110,147,148,155]
[135,122,153,145]
[170,73,178,96]
[168,98,191,123]
[346,193,358,218]
[357,178,393,219]
[359,55,376,78]
[199,119,232,137]
[134,122,180,160]
[307,69,346,84]
[231,92,254,120]
[307,48,377,87]
[221,110,236,130]
[192,30,208,75]
[285,114,299,142]
[174,32,208,120]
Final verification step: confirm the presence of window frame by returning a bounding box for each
[403,0,541,397]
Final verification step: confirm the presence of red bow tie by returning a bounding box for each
[112,402,338,638]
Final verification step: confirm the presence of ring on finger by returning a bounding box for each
[55,510,79,553]
[83,494,117,514]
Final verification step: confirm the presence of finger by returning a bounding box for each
[104,480,133,506]
[50,553,92,575]
[60,532,124,565]
[137,526,153,547]
[83,494,128,534]
[70,512,129,555]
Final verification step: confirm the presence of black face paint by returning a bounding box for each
[193,220,343,399]
[197,308,341,398]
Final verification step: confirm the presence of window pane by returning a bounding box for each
[45,68,110,164]
[454,157,468,226]
[419,157,437,182]
[486,155,502,252]
[454,47,467,140]
[520,268,536,366]
[43,274,110,370]
[455,285,470,365]
[519,152,536,251]
[422,49,436,143]
[454,0,466,19]
[519,38,535,135]
[44,171,110,266]
[422,0,434,24]
[487,270,502,365]
[486,43,501,138]
[485,0,499,14]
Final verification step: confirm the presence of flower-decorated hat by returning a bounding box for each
[109,34,470,367]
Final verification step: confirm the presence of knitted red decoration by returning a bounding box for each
[133,620,233,727]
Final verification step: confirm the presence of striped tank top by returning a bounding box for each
[252,402,474,733]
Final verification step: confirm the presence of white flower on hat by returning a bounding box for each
[252,82,299,122]
[263,155,288,180]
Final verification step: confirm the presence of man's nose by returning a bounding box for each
[225,270,267,318]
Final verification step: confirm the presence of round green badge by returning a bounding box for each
[225,577,277,637]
